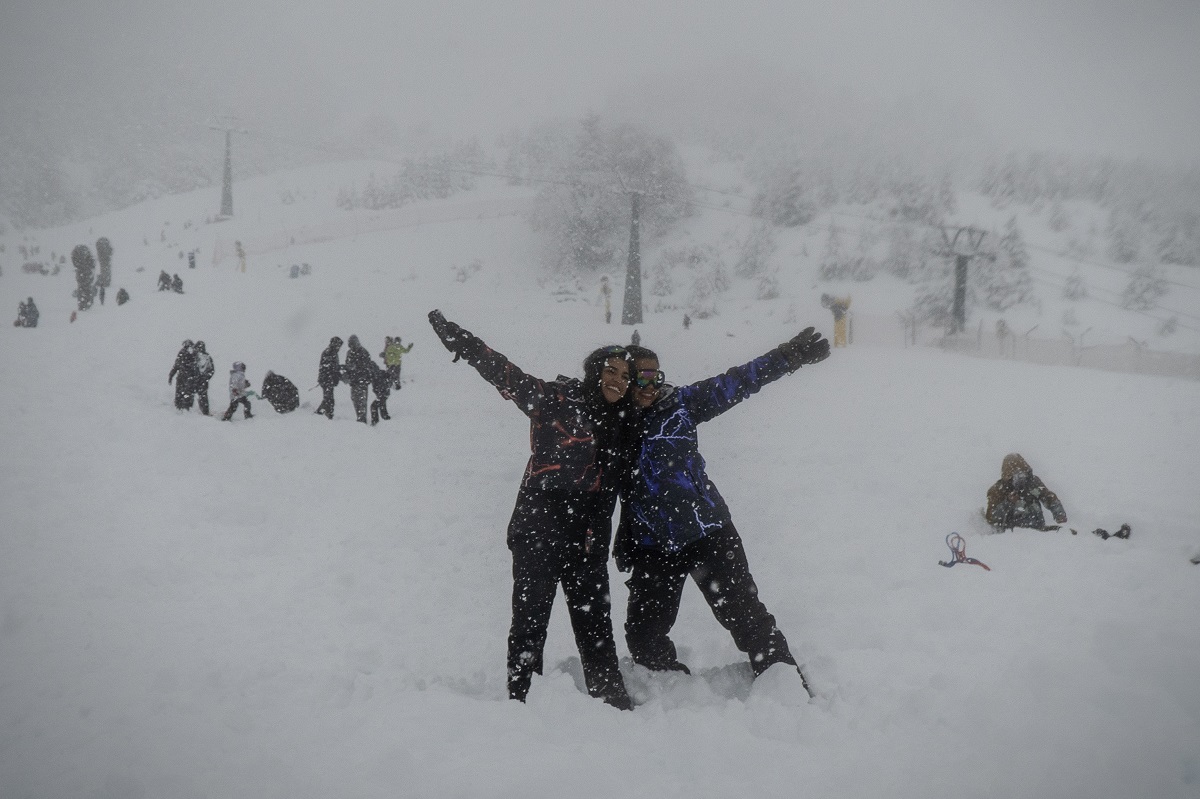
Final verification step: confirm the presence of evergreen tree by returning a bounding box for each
[975,217,1034,311]
[95,237,113,288]
[71,244,96,311]
[1061,268,1088,300]
[1120,263,1168,311]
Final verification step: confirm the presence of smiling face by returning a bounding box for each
[599,356,631,403]
[631,356,661,408]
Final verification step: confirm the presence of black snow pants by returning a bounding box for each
[506,503,628,707]
[316,384,336,418]
[194,380,211,415]
[350,382,369,424]
[624,523,795,676]
[174,379,194,410]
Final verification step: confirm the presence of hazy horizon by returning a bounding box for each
[3,0,1198,165]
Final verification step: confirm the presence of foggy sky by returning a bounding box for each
[2,0,1198,164]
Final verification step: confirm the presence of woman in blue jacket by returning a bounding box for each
[428,310,637,709]
[615,329,829,693]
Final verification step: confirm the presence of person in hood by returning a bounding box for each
[342,335,375,424]
[427,309,636,710]
[260,370,299,413]
[614,330,830,694]
[193,341,215,416]
[985,453,1068,531]
[315,337,343,419]
[382,336,413,390]
[168,340,197,411]
[221,362,253,421]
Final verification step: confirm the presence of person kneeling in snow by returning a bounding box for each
[260,370,299,413]
[985,453,1068,531]
[221,362,253,421]
[614,331,830,696]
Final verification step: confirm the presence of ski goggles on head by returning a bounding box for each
[600,345,627,357]
[634,369,665,388]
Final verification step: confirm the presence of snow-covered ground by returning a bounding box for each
[1,167,1198,799]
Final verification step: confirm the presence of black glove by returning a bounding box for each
[778,326,830,371]
[428,309,483,363]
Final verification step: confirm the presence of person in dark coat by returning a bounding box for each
[614,330,830,695]
[315,337,343,419]
[342,334,374,424]
[168,340,197,410]
[193,341,215,415]
[260,370,299,413]
[428,309,636,710]
[15,297,39,327]
[985,453,1068,531]
[369,360,392,425]
[171,274,184,294]
[158,271,171,291]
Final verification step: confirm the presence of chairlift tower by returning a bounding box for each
[938,226,991,334]
[207,117,249,218]
[621,191,643,325]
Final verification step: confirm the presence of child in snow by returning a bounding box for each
[221,362,254,421]
[985,453,1068,531]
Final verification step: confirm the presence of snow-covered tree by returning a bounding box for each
[1105,207,1142,264]
[1120,263,1168,311]
[527,116,691,273]
[71,244,96,311]
[974,217,1034,311]
[95,237,113,289]
[1061,268,1088,301]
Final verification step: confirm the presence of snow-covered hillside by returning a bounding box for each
[1,165,1198,799]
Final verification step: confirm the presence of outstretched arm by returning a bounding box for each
[680,327,830,424]
[427,309,547,414]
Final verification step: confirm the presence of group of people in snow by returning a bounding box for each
[169,334,412,425]
[14,297,39,327]
[157,270,184,294]
[427,310,831,709]
[315,334,412,425]
[168,340,299,421]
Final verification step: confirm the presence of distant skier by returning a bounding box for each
[985,453,1068,531]
[315,336,343,419]
[342,335,374,424]
[221,362,253,421]
[260,370,299,413]
[158,271,171,291]
[171,274,184,294]
[193,341,215,416]
[168,340,197,411]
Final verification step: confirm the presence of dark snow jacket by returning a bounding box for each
[462,339,631,554]
[619,350,794,555]
[261,372,300,413]
[985,453,1067,530]
[342,342,375,387]
[318,344,342,388]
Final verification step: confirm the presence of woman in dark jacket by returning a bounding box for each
[428,310,636,709]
